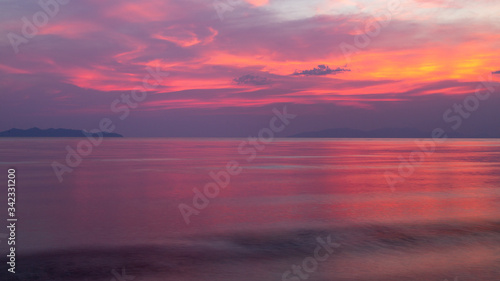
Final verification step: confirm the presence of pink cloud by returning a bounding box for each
[245,0,270,7]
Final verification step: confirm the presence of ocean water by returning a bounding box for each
[1,138,500,280]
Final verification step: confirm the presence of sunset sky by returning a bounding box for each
[1,0,499,137]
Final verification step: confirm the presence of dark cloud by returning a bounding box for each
[233,74,272,85]
[293,65,350,76]
[492,70,500,74]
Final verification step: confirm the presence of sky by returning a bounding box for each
[0,0,499,137]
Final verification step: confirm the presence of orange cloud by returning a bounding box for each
[245,0,269,7]
[102,0,178,22]
[38,21,100,38]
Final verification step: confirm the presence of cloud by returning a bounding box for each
[1,0,500,137]
[245,0,269,6]
[233,74,272,85]
[293,65,350,76]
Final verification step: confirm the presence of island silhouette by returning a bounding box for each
[0,127,123,138]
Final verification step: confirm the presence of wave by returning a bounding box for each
[4,220,500,281]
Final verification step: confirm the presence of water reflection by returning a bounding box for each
[1,138,500,280]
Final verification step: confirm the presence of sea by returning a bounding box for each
[0,138,499,280]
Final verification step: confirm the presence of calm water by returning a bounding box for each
[1,138,500,280]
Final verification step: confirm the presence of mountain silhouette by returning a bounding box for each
[0,127,123,138]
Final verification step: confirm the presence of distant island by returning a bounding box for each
[288,127,487,138]
[0,128,123,138]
